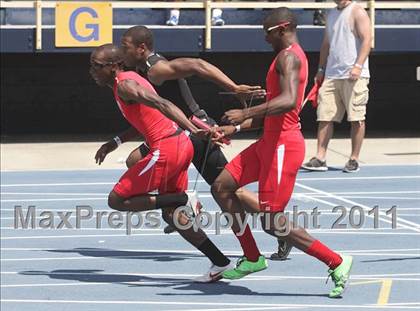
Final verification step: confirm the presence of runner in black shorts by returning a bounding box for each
[105,26,291,259]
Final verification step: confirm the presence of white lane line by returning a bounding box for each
[313,196,420,200]
[1,182,115,187]
[1,281,177,288]
[2,278,420,289]
[190,305,384,311]
[294,192,337,207]
[295,182,420,232]
[1,165,198,173]
[5,194,413,200]
[1,282,121,288]
[1,192,108,196]
[360,163,420,166]
[340,249,420,254]
[0,180,206,187]
[167,307,298,311]
[384,303,420,306]
[0,233,186,239]
[391,214,420,217]
[1,175,419,187]
[1,198,107,202]
[0,228,169,231]
[0,197,415,203]
[1,299,420,309]
[0,194,214,202]
[353,273,420,277]
[305,191,420,195]
[296,190,420,248]
[1,209,114,212]
[293,193,420,228]
[0,163,415,172]
[2,196,419,203]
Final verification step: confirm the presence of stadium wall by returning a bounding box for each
[1,51,419,137]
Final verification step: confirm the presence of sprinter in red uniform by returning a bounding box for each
[212,8,353,298]
[90,44,234,282]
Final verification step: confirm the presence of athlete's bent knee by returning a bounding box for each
[261,213,289,236]
[108,191,126,211]
[211,170,238,198]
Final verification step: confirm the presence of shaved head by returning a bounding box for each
[264,7,297,31]
[92,43,124,63]
[90,44,124,87]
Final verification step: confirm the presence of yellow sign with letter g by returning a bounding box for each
[55,2,112,47]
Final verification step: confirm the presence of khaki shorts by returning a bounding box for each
[317,78,369,122]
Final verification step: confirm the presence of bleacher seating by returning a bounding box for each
[1,7,419,26]
[0,1,419,53]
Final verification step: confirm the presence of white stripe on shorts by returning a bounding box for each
[277,144,285,185]
[138,150,160,176]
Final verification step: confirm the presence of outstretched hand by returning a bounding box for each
[234,85,266,107]
[95,141,117,165]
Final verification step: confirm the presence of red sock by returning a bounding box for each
[233,225,261,262]
[306,240,343,269]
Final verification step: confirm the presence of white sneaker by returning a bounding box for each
[211,16,225,26]
[194,262,234,283]
[166,15,179,26]
[185,190,203,217]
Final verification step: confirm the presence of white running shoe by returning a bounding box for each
[211,16,225,26]
[166,15,179,26]
[194,262,234,283]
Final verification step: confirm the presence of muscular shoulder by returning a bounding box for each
[117,79,141,104]
[276,50,301,73]
[147,59,170,85]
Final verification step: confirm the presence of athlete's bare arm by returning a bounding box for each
[215,117,264,140]
[147,58,265,103]
[94,127,143,165]
[316,29,329,84]
[116,79,201,135]
[222,51,301,125]
[118,126,142,143]
[350,4,371,81]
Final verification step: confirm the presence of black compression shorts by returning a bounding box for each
[138,135,228,185]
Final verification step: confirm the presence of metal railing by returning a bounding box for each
[1,1,419,50]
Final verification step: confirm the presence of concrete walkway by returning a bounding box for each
[2,138,419,171]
